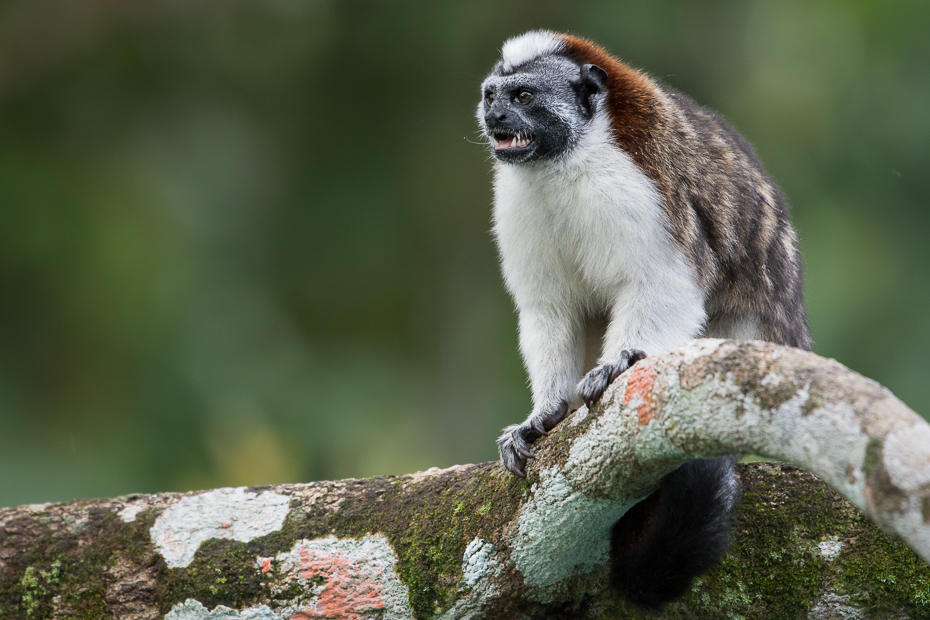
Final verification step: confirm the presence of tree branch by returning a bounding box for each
[1,339,929,619]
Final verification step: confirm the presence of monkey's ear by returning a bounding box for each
[579,64,608,116]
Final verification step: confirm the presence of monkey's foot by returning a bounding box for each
[497,399,569,477]
[578,349,647,409]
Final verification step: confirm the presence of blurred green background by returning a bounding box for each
[0,0,927,508]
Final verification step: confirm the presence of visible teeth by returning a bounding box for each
[511,133,530,148]
[491,131,531,150]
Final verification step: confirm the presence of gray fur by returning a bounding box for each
[480,55,590,164]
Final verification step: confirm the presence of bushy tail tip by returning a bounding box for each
[610,455,740,610]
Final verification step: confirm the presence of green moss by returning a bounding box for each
[19,567,42,617]
[14,559,64,616]
[390,470,525,618]
[634,463,930,620]
[863,438,883,475]
[158,538,267,613]
[245,496,329,557]
[674,465,835,618]
[834,515,930,619]
[684,522,824,619]
[313,464,528,619]
[0,506,161,619]
[0,501,286,618]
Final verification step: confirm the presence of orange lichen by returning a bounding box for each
[623,357,661,425]
[289,546,387,620]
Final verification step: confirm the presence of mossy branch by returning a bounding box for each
[1,339,928,619]
[534,338,930,566]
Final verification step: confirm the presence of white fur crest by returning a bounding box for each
[500,31,565,72]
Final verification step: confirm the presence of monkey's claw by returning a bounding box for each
[578,349,646,409]
[497,425,534,477]
[497,400,569,477]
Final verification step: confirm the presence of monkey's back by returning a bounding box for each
[636,83,812,350]
[531,33,810,350]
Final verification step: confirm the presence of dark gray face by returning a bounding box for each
[478,55,606,164]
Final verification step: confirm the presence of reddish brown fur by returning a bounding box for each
[558,35,658,172]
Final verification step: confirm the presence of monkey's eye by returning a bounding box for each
[516,91,532,104]
[486,94,495,106]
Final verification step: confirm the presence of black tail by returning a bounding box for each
[610,456,740,610]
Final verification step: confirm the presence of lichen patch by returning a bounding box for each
[808,592,865,620]
[118,502,148,523]
[165,599,280,619]
[461,538,499,589]
[151,488,291,568]
[511,467,631,588]
[883,424,930,493]
[568,405,589,427]
[436,538,504,620]
[622,356,660,425]
[257,535,413,620]
[818,536,843,560]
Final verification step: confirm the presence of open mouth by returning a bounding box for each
[492,131,533,151]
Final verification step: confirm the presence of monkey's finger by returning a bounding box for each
[610,356,630,381]
[506,449,527,476]
[513,434,532,456]
[498,445,526,477]
[629,349,647,364]
[579,365,612,407]
[530,418,548,437]
[505,462,526,477]
[542,400,570,430]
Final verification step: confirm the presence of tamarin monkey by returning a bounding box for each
[478,31,811,608]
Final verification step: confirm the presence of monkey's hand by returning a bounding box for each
[497,399,569,477]
[578,349,647,409]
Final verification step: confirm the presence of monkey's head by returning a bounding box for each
[478,31,608,164]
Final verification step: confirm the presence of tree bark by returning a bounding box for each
[1,339,929,620]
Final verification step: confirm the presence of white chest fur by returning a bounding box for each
[491,113,703,349]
